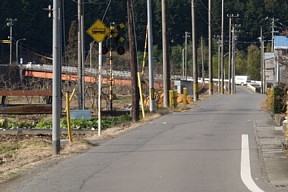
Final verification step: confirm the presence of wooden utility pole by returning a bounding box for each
[162,0,170,108]
[127,0,139,121]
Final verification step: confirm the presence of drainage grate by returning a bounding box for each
[275,185,288,188]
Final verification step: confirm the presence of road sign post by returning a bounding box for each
[87,19,110,136]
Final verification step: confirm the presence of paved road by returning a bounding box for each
[4,87,280,192]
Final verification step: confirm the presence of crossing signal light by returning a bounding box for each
[102,47,109,55]
[117,47,125,55]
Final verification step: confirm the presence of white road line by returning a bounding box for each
[241,134,265,192]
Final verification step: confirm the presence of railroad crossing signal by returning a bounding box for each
[109,22,126,55]
[86,19,111,43]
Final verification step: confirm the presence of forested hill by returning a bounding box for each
[0,0,288,63]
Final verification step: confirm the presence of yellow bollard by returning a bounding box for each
[173,90,178,109]
[194,82,199,100]
[137,72,145,119]
[142,25,148,75]
[66,92,73,143]
[183,87,187,109]
[169,90,174,110]
[64,88,76,112]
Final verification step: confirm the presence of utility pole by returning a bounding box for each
[221,0,224,94]
[232,24,240,94]
[208,0,213,95]
[6,18,17,65]
[191,0,198,101]
[147,0,154,112]
[217,36,221,93]
[201,36,204,83]
[182,48,185,78]
[231,25,235,94]
[271,18,275,52]
[52,0,62,155]
[78,0,84,110]
[227,15,232,94]
[227,14,239,94]
[162,0,170,108]
[259,27,265,94]
[262,30,266,93]
[227,14,238,94]
[184,32,190,80]
[127,0,140,121]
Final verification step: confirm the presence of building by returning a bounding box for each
[273,35,288,85]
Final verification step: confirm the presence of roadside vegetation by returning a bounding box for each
[4,115,132,130]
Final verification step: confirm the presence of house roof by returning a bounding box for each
[274,36,288,49]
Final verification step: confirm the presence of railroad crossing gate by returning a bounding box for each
[86,19,111,43]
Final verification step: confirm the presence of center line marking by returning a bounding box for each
[241,134,264,192]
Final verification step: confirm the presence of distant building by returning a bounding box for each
[264,52,275,87]
[274,36,288,85]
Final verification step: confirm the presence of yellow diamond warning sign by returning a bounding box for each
[86,19,111,43]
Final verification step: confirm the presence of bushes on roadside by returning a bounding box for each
[267,85,286,114]
[6,115,132,130]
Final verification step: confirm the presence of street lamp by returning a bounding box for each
[16,38,26,64]
[6,18,17,65]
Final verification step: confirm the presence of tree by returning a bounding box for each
[247,44,261,80]
[65,20,77,66]
[235,50,247,75]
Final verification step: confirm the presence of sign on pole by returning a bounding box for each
[86,19,111,43]
[1,40,11,44]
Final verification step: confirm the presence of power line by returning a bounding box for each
[198,0,208,11]
[102,0,112,21]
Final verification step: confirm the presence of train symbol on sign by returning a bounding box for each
[92,28,105,34]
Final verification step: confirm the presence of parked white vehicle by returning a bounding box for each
[235,76,251,86]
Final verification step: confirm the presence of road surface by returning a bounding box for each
[5,87,277,192]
